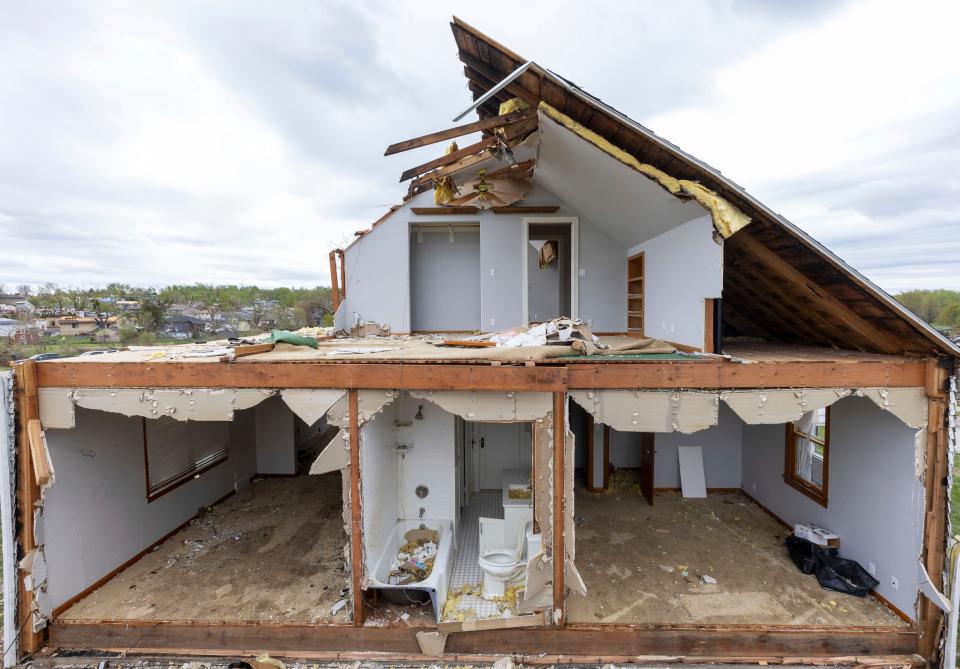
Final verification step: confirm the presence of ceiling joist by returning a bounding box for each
[384,109,536,156]
[399,136,497,183]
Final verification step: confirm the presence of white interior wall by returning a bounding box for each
[359,407,401,579]
[627,215,722,347]
[608,404,743,489]
[410,228,481,331]
[393,397,457,524]
[43,406,257,609]
[254,396,296,475]
[741,396,923,618]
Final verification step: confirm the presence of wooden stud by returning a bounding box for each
[337,249,346,304]
[552,391,565,626]
[348,389,365,626]
[918,358,949,659]
[384,109,536,155]
[26,419,50,488]
[703,298,715,354]
[399,137,497,183]
[584,410,596,492]
[13,360,43,653]
[329,250,341,311]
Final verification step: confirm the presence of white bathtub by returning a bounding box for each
[367,518,453,621]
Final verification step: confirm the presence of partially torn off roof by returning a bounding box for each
[449,17,958,358]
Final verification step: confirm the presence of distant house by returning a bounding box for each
[0,318,21,338]
[0,295,34,317]
[56,316,98,336]
[115,300,141,312]
[91,328,121,343]
[162,315,206,337]
[10,326,41,345]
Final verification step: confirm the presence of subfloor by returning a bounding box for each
[59,474,351,623]
[567,472,908,626]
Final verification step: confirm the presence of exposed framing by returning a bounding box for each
[783,406,831,507]
[521,216,579,324]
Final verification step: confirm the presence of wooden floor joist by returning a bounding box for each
[47,620,918,657]
[34,357,927,391]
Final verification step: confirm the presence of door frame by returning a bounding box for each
[521,216,579,324]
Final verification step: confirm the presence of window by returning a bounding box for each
[143,417,229,501]
[784,407,830,506]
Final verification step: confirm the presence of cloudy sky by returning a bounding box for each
[1,0,958,293]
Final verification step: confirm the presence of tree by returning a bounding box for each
[138,294,171,332]
[939,303,960,328]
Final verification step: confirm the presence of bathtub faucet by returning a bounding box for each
[419,507,425,519]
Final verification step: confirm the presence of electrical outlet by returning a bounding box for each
[891,576,899,590]
[867,562,876,576]
[489,268,495,277]
[578,268,586,277]
[490,317,496,327]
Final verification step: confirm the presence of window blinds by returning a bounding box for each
[144,417,229,500]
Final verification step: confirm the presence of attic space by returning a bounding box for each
[41,399,351,624]
[566,393,923,627]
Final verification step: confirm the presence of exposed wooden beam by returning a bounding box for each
[400,137,497,183]
[48,617,918,656]
[491,206,559,214]
[733,232,900,354]
[329,250,342,311]
[348,389,365,626]
[34,358,927,391]
[460,53,540,107]
[13,361,43,653]
[411,151,493,192]
[410,207,479,215]
[384,109,536,156]
[26,419,51,487]
[552,391,566,626]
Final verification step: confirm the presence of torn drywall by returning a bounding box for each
[281,389,346,426]
[857,387,928,430]
[310,429,349,475]
[571,390,719,433]
[409,390,551,421]
[721,388,851,425]
[39,387,276,427]
[327,390,398,427]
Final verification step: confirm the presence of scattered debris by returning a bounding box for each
[388,528,439,584]
[701,574,718,584]
[330,599,347,615]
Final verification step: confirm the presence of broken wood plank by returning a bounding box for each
[384,109,536,155]
[348,389,365,627]
[27,419,51,488]
[411,207,480,215]
[411,151,493,192]
[400,136,497,182]
[491,206,560,214]
[231,343,275,358]
[437,611,548,633]
[552,390,566,626]
[438,339,496,348]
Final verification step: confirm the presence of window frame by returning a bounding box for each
[783,406,830,507]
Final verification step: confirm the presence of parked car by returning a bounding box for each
[14,352,60,364]
[76,349,119,357]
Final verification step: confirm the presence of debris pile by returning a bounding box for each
[388,531,438,584]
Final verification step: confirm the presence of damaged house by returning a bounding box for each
[3,18,960,667]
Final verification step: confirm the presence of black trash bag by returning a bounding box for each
[784,535,817,575]
[813,550,879,597]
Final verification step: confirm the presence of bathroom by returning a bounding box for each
[359,391,539,623]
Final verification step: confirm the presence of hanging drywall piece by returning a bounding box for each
[38,388,75,429]
[565,557,587,596]
[677,446,707,498]
[327,389,398,427]
[533,417,553,548]
[721,388,850,425]
[857,387,928,429]
[62,388,274,422]
[410,390,551,421]
[309,429,349,475]
[281,389,346,426]
[570,390,718,433]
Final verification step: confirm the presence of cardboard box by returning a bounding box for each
[794,523,839,548]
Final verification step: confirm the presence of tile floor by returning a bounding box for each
[446,490,509,620]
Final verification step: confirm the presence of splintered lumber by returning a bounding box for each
[400,137,497,182]
[437,611,548,632]
[232,343,275,358]
[439,339,496,348]
[385,109,536,156]
[27,419,51,488]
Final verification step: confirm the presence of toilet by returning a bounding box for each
[478,518,541,598]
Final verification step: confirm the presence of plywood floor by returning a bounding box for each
[59,474,351,623]
[567,472,908,626]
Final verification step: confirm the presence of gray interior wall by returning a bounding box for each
[254,395,296,475]
[740,396,922,618]
[608,404,743,489]
[43,407,257,609]
[410,228,481,330]
[627,215,722,347]
[527,243,561,322]
[338,180,629,333]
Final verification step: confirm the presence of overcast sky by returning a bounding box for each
[1,0,958,294]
